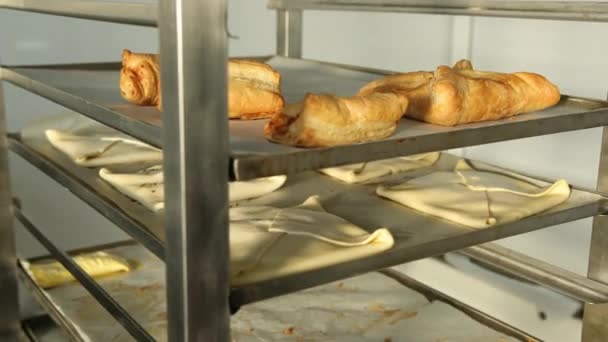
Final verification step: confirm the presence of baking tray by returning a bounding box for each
[17,242,537,342]
[9,132,606,306]
[4,56,608,180]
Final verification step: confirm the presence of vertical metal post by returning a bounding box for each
[276,9,303,58]
[583,127,608,342]
[158,0,230,341]
[0,79,20,340]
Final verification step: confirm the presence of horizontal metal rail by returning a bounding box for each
[380,268,541,342]
[14,208,154,341]
[0,0,157,26]
[460,243,608,304]
[8,135,166,260]
[268,0,608,22]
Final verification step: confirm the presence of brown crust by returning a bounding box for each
[119,49,161,107]
[357,60,560,126]
[119,50,284,119]
[264,92,409,147]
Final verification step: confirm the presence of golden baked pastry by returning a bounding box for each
[264,92,409,147]
[119,49,284,119]
[120,50,160,107]
[358,60,561,126]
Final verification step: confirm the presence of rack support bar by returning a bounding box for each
[0,77,19,340]
[15,209,154,341]
[159,0,231,340]
[276,9,303,58]
[0,0,157,26]
[583,125,608,341]
[459,243,608,304]
[268,0,608,22]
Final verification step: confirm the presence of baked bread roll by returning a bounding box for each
[358,60,561,126]
[264,92,409,147]
[120,50,160,107]
[119,49,284,119]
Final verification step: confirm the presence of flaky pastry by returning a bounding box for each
[358,60,560,126]
[264,92,409,147]
[119,49,284,119]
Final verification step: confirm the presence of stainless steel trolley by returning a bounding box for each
[2,1,608,341]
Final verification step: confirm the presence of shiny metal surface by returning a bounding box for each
[19,269,87,342]
[276,10,303,57]
[15,209,154,341]
[0,0,156,26]
[459,243,608,304]
[8,138,605,307]
[17,241,534,341]
[0,80,20,340]
[159,0,231,340]
[0,65,162,147]
[21,315,71,342]
[583,126,608,341]
[380,269,541,342]
[8,135,165,260]
[268,0,608,22]
[4,59,608,180]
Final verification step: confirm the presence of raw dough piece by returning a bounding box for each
[46,129,161,167]
[120,49,284,119]
[100,166,287,212]
[358,60,560,126]
[319,152,440,183]
[230,196,394,285]
[376,159,570,228]
[99,165,164,212]
[27,252,131,289]
[264,92,409,147]
[34,113,162,167]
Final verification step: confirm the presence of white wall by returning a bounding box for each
[1,1,602,340]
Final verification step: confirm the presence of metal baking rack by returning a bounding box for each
[2,0,608,341]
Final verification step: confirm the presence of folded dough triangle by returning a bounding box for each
[231,196,394,285]
[26,252,131,289]
[319,152,440,184]
[100,166,287,212]
[45,128,162,167]
[376,160,570,229]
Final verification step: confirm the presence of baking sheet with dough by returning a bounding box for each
[25,112,162,167]
[22,112,288,211]
[319,152,440,184]
[377,159,571,229]
[98,166,287,212]
[23,244,518,342]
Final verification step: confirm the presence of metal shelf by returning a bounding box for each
[4,57,608,180]
[0,0,157,26]
[17,242,540,341]
[460,242,608,304]
[8,134,165,260]
[9,133,607,307]
[15,210,153,341]
[269,0,608,22]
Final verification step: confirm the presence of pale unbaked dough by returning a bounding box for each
[100,166,287,212]
[377,159,570,228]
[29,112,287,211]
[230,196,394,285]
[27,252,131,289]
[319,152,440,183]
[45,127,162,167]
